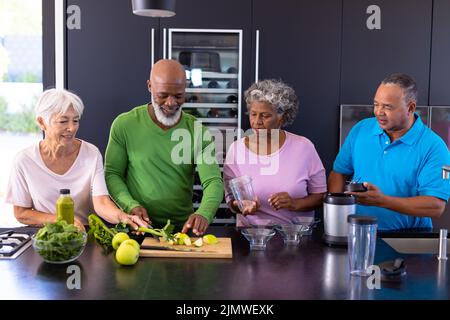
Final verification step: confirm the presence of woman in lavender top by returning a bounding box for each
[223,79,327,226]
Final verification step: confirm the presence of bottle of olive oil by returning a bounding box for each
[56,189,74,224]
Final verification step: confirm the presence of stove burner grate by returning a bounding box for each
[0,230,32,260]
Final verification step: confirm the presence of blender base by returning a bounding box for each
[323,234,348,247]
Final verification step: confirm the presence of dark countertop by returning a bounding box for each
[0,226,449,300]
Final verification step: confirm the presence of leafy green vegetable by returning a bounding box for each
[138,219,175,242]
[34,220,86,262]
[88,214,132,250]
[88,214,174,249]
[88,214,117,249]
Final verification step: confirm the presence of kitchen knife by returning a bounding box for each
[140,245,215,253]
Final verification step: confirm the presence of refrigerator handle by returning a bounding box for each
[163,28,167,59]
[255,29,260,83]
[151,28,155,66]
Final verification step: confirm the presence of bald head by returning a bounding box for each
[150,59,186,85]
[147,60,186,128]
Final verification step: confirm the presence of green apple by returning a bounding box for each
[121,239,140,251]
[193,238,203,247]
[203,234,219,244]
[115,242,139,266]
[112,232,130,250]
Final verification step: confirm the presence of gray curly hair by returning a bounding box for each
[244,79,299,127]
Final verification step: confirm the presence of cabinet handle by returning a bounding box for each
[151,28,155,66]
[255,29,260,83]
[163,28,167,59]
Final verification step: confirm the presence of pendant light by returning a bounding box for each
[131,0,176,18]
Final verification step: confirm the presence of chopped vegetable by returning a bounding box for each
[183,237,192,246]
[193,238,203,247]
[203,234,219,244]
[174,232,190,245]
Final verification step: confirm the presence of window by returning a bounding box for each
[0,0,42,227]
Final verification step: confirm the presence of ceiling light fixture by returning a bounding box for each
[131,0,176,18]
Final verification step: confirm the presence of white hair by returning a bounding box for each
[244,79,299,127]
[35,88,84,125]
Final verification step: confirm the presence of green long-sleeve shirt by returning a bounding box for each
[105,104,223,229]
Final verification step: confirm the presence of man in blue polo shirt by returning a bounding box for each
[329,73,450,230]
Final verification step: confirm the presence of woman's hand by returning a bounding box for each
[268,192,295,211]
[233,199,260,215]
[118,213,149,231]
[92,196,151,233]
[74,217,86,232]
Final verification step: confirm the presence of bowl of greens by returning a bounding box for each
[32,221,87,264]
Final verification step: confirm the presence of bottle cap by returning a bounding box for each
[344,182,368,192]
[60,189,70,195]
[347,214,377,225]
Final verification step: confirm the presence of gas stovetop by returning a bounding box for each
[0,230,33,260]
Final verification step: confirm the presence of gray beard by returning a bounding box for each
[151,97,182,127]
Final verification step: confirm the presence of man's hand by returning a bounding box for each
[268,192,295,211]
[233,199,259,215]
[130,206,151,224]
[346,182,385,206]
[181,213,209,236]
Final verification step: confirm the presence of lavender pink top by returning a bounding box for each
[223,131,327,226]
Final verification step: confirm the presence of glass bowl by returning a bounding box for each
[241,228,276,250]
[32,232,87,264]
[275,224,308,245]
[291,217,321,236]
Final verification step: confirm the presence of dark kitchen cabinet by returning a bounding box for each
[66,0,159,154]
[252,0,342,171]
[158,0,252,29]
[430,0,450,105]
[43,0,55,88]
[340,0,432,106]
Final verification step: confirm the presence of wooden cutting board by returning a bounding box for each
[139,237,233,259]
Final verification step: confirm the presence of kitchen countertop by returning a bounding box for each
[0,226,448,300]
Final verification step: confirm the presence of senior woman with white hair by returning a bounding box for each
[5,88,148,231]
[223,79,327,226]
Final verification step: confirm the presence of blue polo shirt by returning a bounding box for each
[333,114,450,230]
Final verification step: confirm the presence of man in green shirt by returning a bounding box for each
[105,60,223,235]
